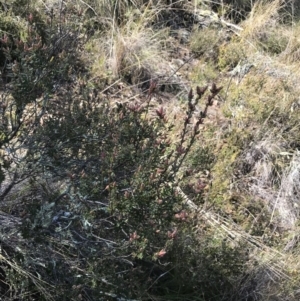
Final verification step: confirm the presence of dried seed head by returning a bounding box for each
[196,85,208,97]
[210,83,223,95]
[188,88,193,101]
[155,106,166,119]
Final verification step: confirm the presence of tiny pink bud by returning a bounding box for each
[28,13,33,23]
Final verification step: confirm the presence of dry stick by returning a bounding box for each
[99,78,122,95]
[220,17,244,35]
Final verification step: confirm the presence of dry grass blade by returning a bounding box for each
[175,184,292,278]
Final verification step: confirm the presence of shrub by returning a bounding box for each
[11,83,221,299]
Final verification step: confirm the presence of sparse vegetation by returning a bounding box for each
[1,0,300,300]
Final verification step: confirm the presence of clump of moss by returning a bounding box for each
[189,60,219,83]
[218,40,246,70]
[190,27,221,61]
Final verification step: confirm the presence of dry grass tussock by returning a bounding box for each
[109,20,167,85]
[241,132,298,229]
[102,4,176,91]
[233,0,289,60]
[239,0,300,65]
[241,0,283,40]
[280,22,300,62]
